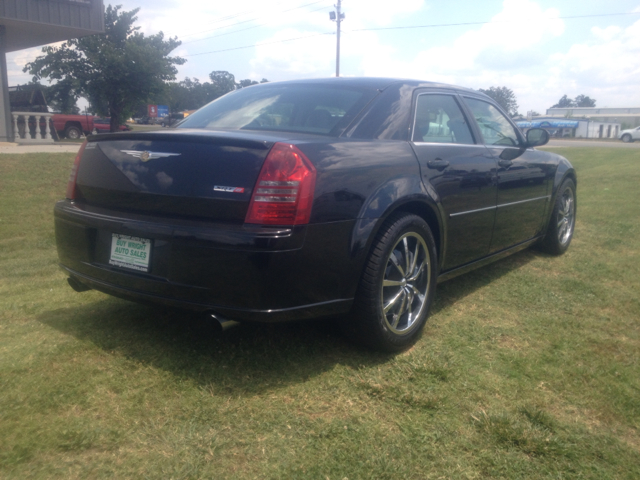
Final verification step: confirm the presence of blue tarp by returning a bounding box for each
[517,120,580,128]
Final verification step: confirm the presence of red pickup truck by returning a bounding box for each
[52,114,130,139]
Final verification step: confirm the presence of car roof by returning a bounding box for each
[249,77,481,95]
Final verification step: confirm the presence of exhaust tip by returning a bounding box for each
[208,313,240,332]
[67,276,92,292]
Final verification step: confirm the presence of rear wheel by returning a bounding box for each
[539,178,576,255]
[347,213,437,352]
[621,134,632,143]
[65,125,82,140]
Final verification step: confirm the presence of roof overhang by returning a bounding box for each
[1,18,102,52]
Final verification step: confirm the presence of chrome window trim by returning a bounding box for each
[412,141,483,148]
[450,195,550,218]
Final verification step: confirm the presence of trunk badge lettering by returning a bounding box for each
[120,150,181,162]
[214,186,245,193]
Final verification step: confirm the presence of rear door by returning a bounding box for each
[462,96,551,253]
[410,91,498,270]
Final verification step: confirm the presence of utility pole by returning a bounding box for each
[329,1,345,77]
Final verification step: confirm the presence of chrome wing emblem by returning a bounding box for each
[120,150,181,162]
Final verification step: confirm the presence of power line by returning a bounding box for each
[181,4,331,46]
[185,31,335,57]
[183,11,640,58]
[177,0,328,41]
[345,11,640,34]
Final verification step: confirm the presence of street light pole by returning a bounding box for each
[336,0,342,77]
[330,1,345,77]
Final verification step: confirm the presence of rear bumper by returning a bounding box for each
[54,201,358,322]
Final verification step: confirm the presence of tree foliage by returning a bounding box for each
[551,94,596,108]
[25,5,185,131]
[478,86,519,117]
[574,94,596,107]
[149,72,269,115]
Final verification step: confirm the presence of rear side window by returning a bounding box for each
[464,97,521,146]
[412,94,474,144]
[179,84,375,136]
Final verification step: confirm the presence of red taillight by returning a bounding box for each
[66,140,88,200]
[245,143,316,225]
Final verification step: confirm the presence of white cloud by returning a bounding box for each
[249,29,336,78]
[547,18,640,107]
[591,26,622,41]
[6,47,45,85]
[246,0,423,79]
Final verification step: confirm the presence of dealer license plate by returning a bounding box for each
[109,233,151,272]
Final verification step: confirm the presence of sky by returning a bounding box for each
[7,0,640,114]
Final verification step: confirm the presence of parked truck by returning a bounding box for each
[52,114,129,139]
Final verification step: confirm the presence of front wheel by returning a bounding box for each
[347,213,438,352]
[621,134,633,143]
[539,178,576,255]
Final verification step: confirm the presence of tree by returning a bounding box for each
[574,94,596,107]
[478,86,519,117]
[25,5,185,131]
[209,71,237,98]
[552,95,575,108]
[551,94,596,109]
[236,79,258,89]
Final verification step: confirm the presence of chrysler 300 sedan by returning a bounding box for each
[55,78,576,352]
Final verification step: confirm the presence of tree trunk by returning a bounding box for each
[109,102,121,132]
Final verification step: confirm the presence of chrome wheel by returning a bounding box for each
[557,186,575,246]
[381,232,431,335]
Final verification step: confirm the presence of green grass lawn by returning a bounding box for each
[1,148,638,479]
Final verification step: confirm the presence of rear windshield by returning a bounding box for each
[178,84,376,136]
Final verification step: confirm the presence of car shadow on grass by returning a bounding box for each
[37,297,392,394]
[431,247,539,315]
[37,248,540,393]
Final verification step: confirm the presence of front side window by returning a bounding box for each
[412,94,474,144]
[464,97,521,146]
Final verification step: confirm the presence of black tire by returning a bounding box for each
[345,213,438,352]
[539,178,576,255]
[65,126,82,140]
[621,134,633,143]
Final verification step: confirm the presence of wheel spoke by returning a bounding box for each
[383,279,404,287]
[396,290,408,318]
[409,242,422,276]
[405,287,415,310]
[389,252,405,277]
[403,237,411,274]
[558,223,567,240]
[383,288,404,313]
[408,260,425,282]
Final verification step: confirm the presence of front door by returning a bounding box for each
[411,92,498,270]
[463,97,551,253]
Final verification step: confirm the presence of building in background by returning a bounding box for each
[517,117,621,139]
[546,107,640,131]
[0,0,105,142]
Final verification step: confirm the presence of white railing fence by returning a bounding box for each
[12,112,55,144]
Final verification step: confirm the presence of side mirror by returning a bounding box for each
[525,128,549,147]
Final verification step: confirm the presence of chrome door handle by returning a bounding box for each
[498,159,513,168]
[427,159,450,170]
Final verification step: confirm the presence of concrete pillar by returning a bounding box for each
[0,26,14,142]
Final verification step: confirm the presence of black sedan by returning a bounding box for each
[55,78,576,352]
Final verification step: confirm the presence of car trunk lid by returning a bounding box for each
[75,131,274,222]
